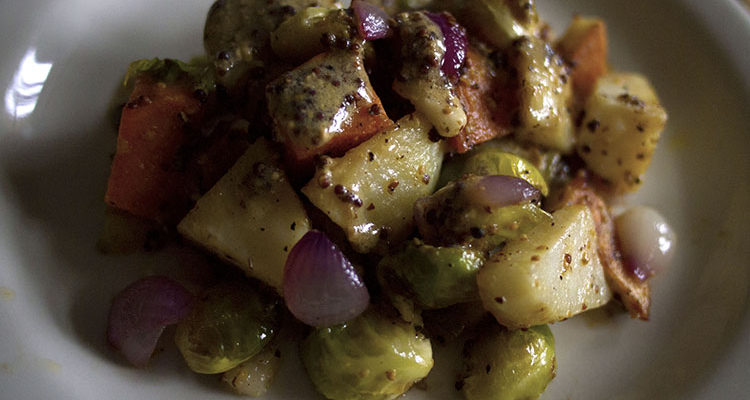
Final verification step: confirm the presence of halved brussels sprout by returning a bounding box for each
[301,306,433,400]
[439,147,549,195]
[174,282,280,374]
[414,175,552,251]
[462,151,548,196]
[461,323,556,400]
[378,239,483,309]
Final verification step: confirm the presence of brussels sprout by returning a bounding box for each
[378,239,483,309]
[270,7,355,63]
[461,323,556,400]
[462,151,548,196]
[382,289,423,326]
[439,148,548,196]
[439,138,570,191]
[175,282,280,374]
[414,175,552,251]
[488,138,570,185]
[301,307,433,400]
[122,57,214,93]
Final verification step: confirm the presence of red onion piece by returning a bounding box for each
[283,230,370,327]
[615,206,676,280]
[107,276,194,367]
[426,11,468,78]
[352,0,391,40]
[468,175,541,208]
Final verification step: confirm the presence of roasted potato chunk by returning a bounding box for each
[576,72,667,193]
[477,205,612,329]
[547,171,651,319]
[178,138,311,293]
[302,113,444,253]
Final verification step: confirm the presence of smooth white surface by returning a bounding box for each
[1,1,748,399]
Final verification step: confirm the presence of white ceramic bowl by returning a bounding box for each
[1,1,748,399]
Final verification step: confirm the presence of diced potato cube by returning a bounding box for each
[510,36,575,153]
[302,113,444,253]
[576,72,668,193]
[477,205,612,329]
[177,138,311,293]
[546,172,651,319]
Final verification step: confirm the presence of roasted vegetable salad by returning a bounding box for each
[102,1,676,399]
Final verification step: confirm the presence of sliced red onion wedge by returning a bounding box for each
[426,11,468,78]
[615,206,676,280]
[107,276,194,367]
[352,0,391,41]
[283,230,370,327]
[468,175,542,208]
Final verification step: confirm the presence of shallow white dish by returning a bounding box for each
[1,0,749,399]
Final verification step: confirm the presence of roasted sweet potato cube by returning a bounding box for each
[105,76,206,223]
[266,50,392,178]
[556,16,608,101]
[449,48,511,153]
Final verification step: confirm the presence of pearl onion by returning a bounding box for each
[615,206,676,280]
